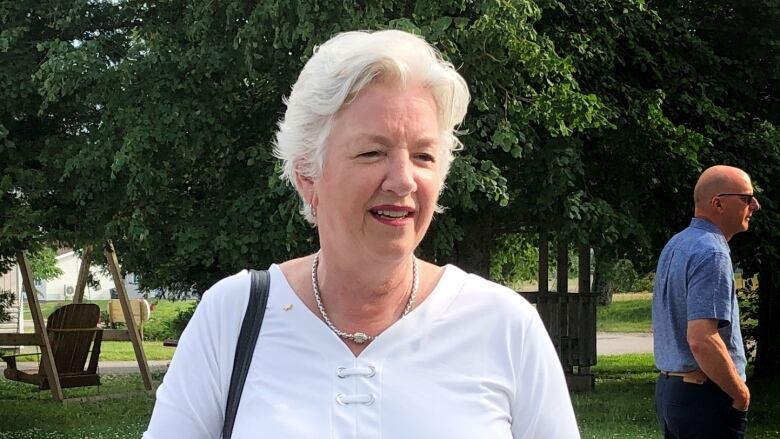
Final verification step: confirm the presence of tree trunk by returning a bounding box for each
[753,261,780,378]
[593,252,615,306]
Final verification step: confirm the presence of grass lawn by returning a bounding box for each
[597,292,652,332]
[11,341,175,362]
[1,353,777,438]
[576,353,780,438]
[0,373,157,438]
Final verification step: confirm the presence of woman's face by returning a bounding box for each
[300,82,442,266]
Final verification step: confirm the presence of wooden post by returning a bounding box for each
[538,232,549,294]
[104,241,153,390]
[557,240,568,294]
[17,251,64,401]
[578,245,591,294]
[72,246,93,304]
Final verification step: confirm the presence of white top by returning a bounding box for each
[144,264,579,439]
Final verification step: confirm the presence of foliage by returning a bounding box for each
[534,0,707,261]
[490,233,541,286]
[490,233,585,288]
[0,0,130,319]
[104,299,195,341]
[738,277,759,364]
[611,260,654,294]
[2,0,779,371]
[0,0,613,292]
[20,299,195,341]
[143,300,196,341]
[0,289,14,322]
[26,247,63,282]
[536,0,780,374]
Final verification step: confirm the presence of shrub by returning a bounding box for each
[612,260,654,293]
[170,302,197,339]
[142,300,197,341]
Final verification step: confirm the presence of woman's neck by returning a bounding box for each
[315,250,415,322]
[279,252,444,356]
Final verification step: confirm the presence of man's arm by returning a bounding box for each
[687,318,750,411]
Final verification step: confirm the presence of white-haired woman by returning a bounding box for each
[145,30,579,438]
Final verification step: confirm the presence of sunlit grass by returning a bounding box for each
[1,354,778,438]
[12,341,174,363]
[598,294,652,332]
[574,353,780,438]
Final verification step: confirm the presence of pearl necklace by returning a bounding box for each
[311,251,419,344]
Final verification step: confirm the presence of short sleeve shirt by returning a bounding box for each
[652,218,747,380]
[144,264,580,438]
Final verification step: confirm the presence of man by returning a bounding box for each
[653,165,761,438]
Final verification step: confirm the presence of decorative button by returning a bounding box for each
[336,393,375,405]
[337,366,376,378]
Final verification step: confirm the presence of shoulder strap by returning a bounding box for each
[222,269,270,439]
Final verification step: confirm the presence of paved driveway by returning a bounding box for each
[597,332,653,355]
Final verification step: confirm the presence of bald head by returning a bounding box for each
[693,165,752,210]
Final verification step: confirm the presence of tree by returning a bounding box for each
[535,0,780,374]
[31,0,608,295]
[1,0,125,318]
[647,0,780,378]
[9,0,780,376]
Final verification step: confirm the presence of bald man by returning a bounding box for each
[652,165,760,439]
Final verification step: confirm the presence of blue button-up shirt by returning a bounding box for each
[652,218,747,380]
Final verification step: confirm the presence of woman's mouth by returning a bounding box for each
[369,206,415,223]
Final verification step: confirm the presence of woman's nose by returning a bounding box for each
[381,155,417,196]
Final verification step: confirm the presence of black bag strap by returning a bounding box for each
[222,269,270,439]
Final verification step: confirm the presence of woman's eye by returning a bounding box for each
[415,153,436,162]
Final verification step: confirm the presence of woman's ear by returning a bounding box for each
[294,166,318,208]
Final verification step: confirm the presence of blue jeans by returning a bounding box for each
[655,373,748,439]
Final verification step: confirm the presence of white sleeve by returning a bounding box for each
[143,272,250,439]
[511,308,581,439]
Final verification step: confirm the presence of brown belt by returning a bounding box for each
[662,369,708,384]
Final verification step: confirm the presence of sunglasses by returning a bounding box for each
[717,193,759,207]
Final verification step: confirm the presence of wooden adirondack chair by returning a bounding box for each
[2,303,103,390]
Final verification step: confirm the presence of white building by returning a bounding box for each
[44,250,143,301]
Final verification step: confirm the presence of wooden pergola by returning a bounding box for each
[519,231,597,392]
[0,242,152,401]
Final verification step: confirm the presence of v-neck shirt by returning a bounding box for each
[144,264,579,438]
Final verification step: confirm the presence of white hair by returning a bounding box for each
[273,29,470,223]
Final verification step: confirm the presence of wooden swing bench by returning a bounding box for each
[2,303,103,390]
[0,246,152,400]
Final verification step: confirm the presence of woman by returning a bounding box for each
[145,30,579,438]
